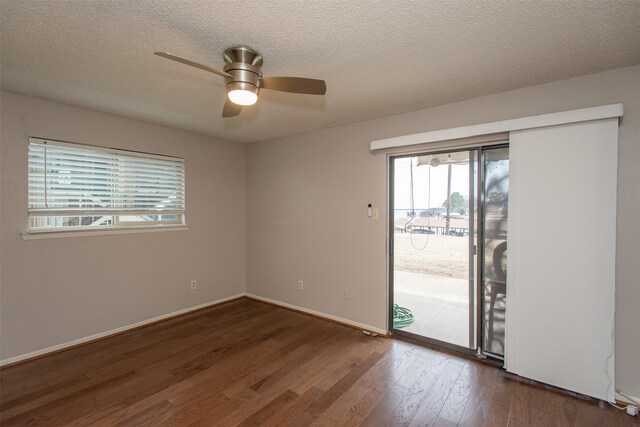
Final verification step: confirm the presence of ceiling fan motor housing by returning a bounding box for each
[223,47,263,96]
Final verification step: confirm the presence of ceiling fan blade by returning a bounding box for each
[222,99,242,118]
[154,52,233,79]
[260,77,326,95]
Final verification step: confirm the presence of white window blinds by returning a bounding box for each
[28,138,185,219]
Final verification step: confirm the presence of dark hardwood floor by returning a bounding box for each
[1,298,636,426]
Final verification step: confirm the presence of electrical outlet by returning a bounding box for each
[372,208,379,220]
[298,280,304,290]
[191,280,197,290]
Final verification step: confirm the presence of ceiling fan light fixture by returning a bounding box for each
[227,82,259,106]
[228,89,257,106]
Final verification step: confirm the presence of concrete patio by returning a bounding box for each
[393,271,507,355]
[394,270,471,347]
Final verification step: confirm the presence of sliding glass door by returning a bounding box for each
[389,145,509,357]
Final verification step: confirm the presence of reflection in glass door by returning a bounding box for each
[390,150,477,351]
[481,146,509,357]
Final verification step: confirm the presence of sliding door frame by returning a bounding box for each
[388,147,478,356]
[388,142,509,360]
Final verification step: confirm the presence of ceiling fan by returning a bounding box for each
[154,47,327,118]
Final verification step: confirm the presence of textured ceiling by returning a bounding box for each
[1,0,639,143]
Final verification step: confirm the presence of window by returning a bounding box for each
[27,138,185,232]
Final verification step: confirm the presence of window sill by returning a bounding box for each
[21,225,189,240]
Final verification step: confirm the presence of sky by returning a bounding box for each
[393,156,471,210]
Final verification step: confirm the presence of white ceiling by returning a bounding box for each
[1,1,639,143]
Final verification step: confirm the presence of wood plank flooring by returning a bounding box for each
[1,298,637,426]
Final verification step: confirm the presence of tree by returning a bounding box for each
[443,192,467,215]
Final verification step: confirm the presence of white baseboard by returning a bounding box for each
[616,391,640,406]
[0,293,244,367]
[245,293,388,336]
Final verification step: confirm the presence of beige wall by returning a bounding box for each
[246,65,640,397]
[0,92,246,360]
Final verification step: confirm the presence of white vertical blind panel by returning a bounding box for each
[506,118,617,401]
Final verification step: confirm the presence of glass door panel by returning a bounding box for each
[481,146,509,357]
[391,150,476,350]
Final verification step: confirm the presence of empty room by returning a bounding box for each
[1,0,639,425]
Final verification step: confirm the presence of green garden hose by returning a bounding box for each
[393,304,414,329]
